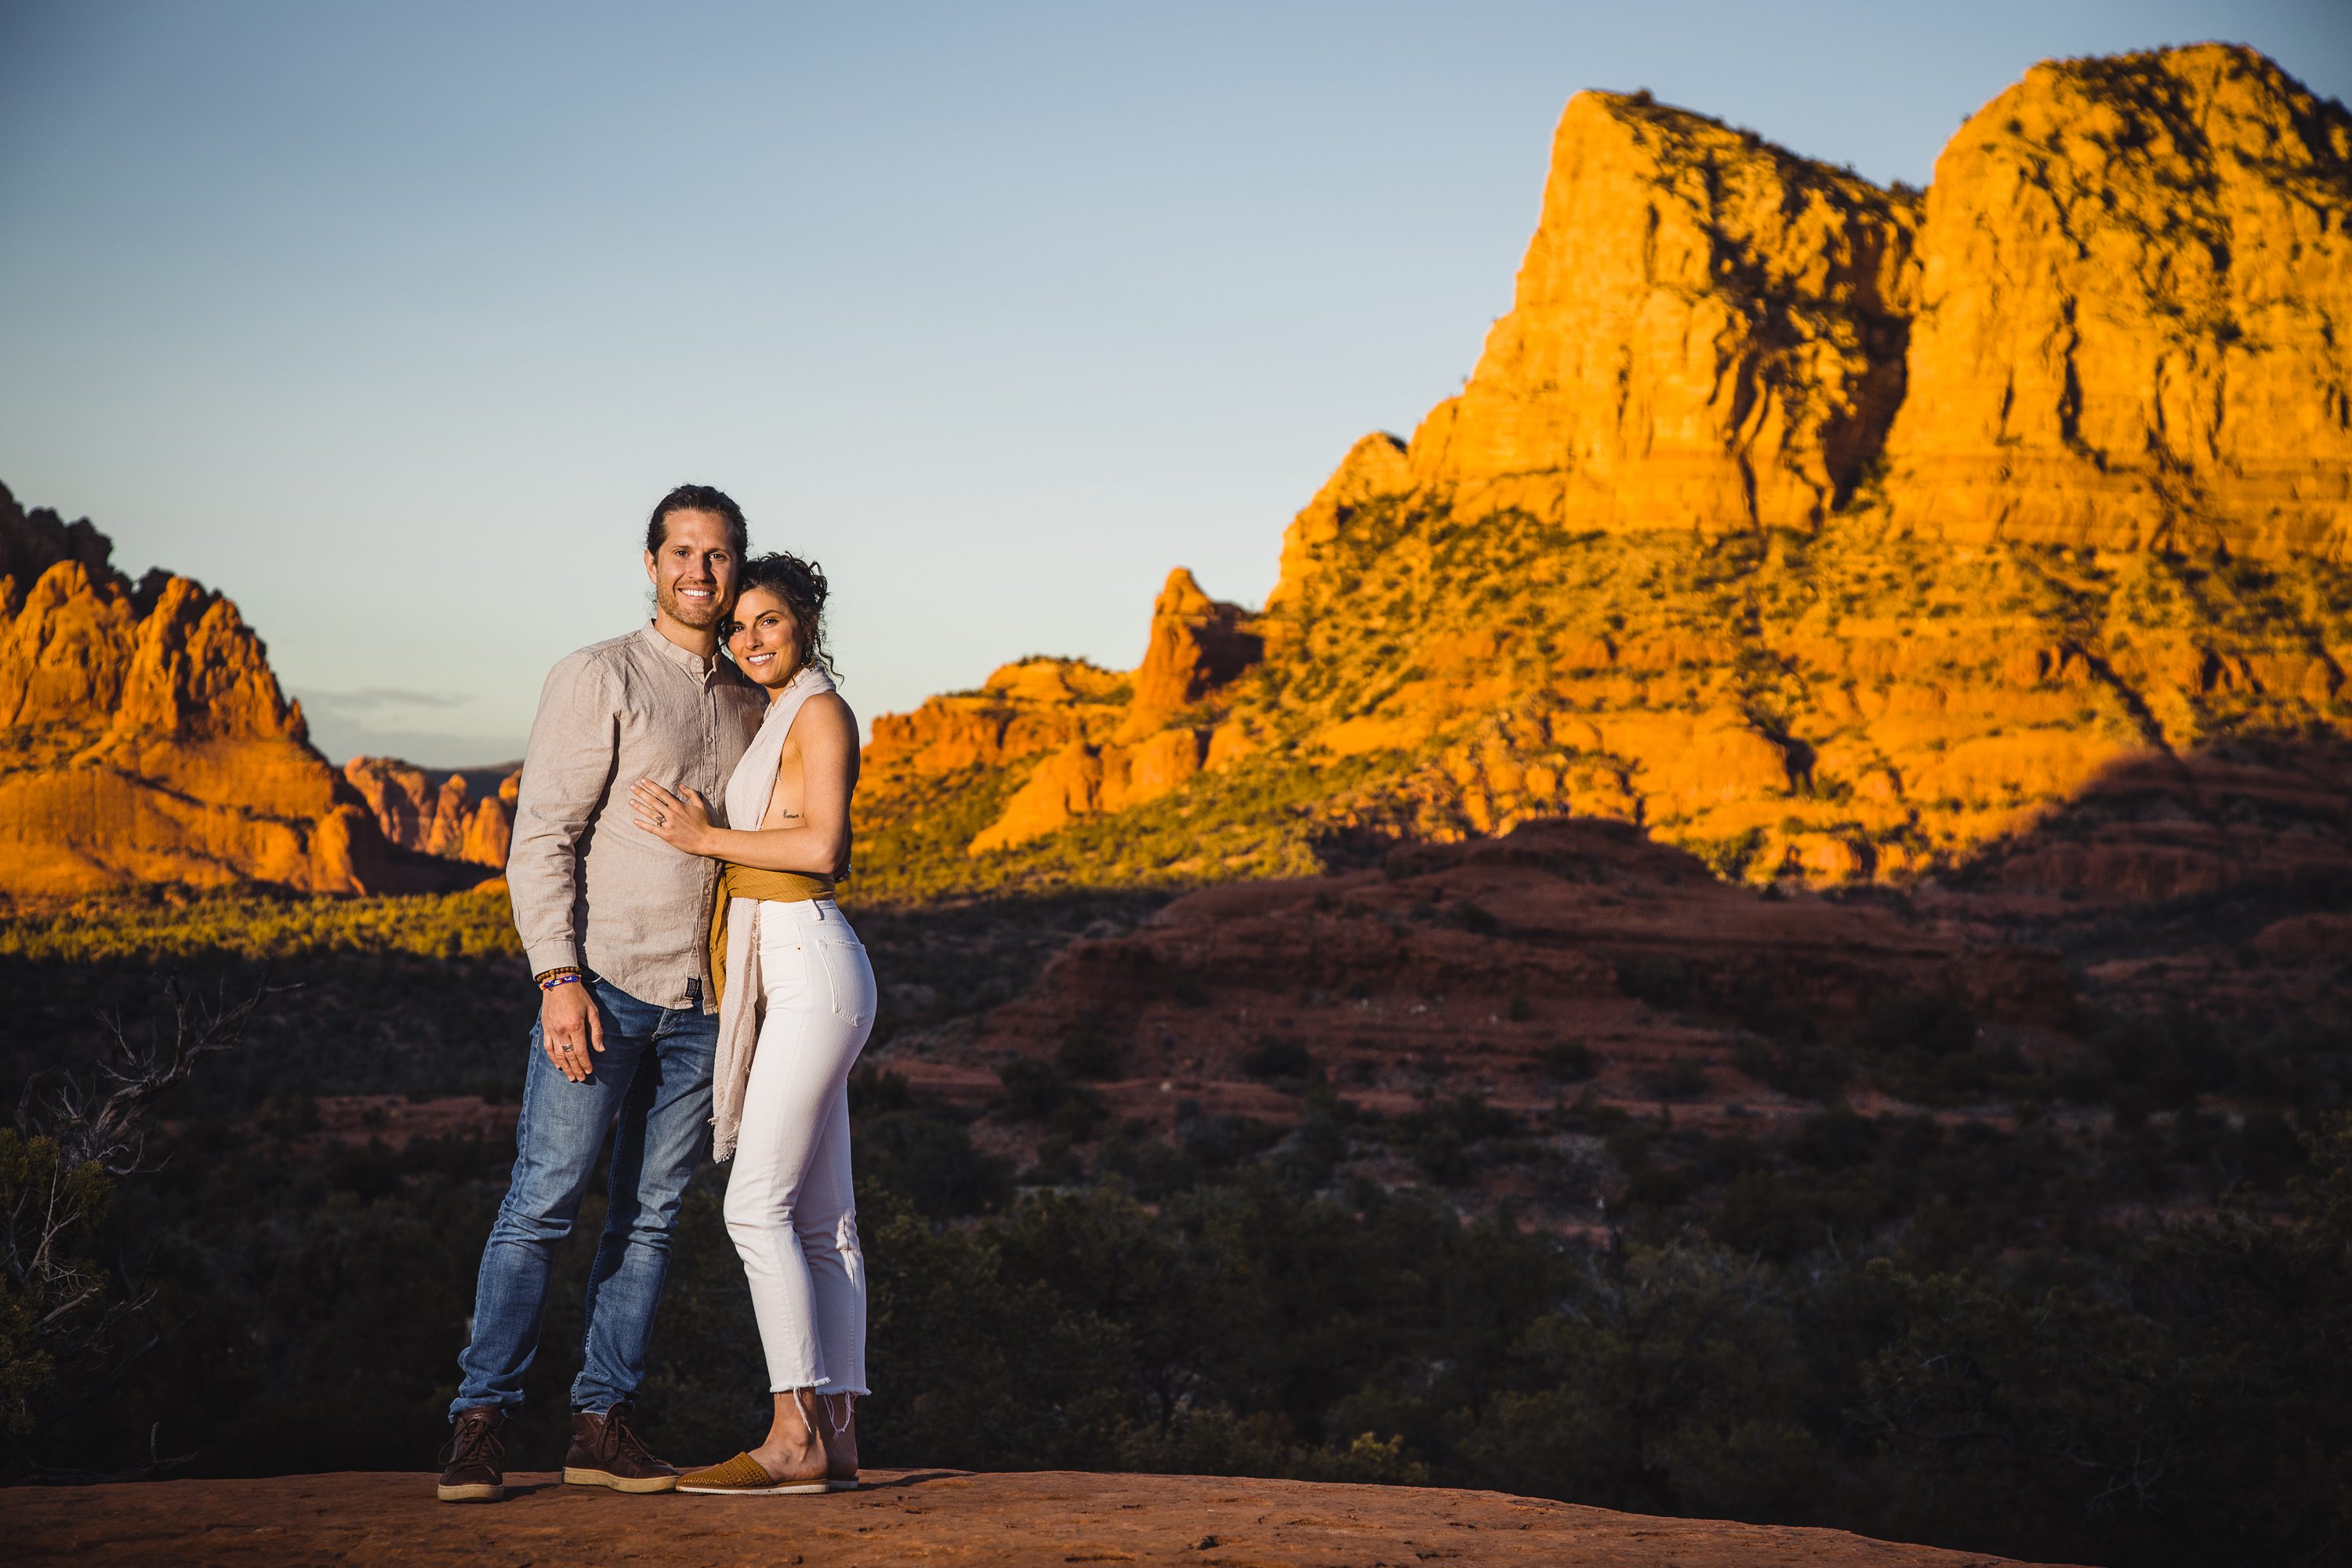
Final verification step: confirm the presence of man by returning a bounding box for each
[437,485,768,1503]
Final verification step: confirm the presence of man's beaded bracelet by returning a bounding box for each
[535,969,584,993]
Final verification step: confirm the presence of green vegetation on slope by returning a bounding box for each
[858,499,2352,901]
[2,893,2347,1566]
[0,887,522,964]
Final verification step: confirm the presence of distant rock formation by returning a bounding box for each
[1883,46,2352,554]
[868,569,1265,855]
[1382,43,2352,557]
[1120,568,1264,735]
[343,757,518,869]
[866,658,1127,780]
[1404,89,1918,535]
[858,45,2352,894]
[0,484,389,897]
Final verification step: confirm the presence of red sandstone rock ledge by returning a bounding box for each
[5,1468,2072,1567]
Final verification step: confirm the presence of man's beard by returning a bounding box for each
[659,579,724,630]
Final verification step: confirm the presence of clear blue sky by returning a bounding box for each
[4,2,2346,765]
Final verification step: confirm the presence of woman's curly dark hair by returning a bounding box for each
[727,551,837,681]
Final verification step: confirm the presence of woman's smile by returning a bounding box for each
[726,585,802,690]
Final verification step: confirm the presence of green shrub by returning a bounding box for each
[1240,1035,1314,1081]
[1541,1039,1599,1083]
[1617,956,1693,1009]
[1640,1058,1708,1102]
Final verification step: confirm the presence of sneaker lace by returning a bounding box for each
[608,1404,659,1465]
[441,1412,504,1470]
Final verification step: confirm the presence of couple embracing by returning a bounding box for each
[437,485,876,1501]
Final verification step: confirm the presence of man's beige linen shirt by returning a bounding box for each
[509,625,767,1011]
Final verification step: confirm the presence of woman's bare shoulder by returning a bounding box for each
[782,688,856,745]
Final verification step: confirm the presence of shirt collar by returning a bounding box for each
[637,622,720,680]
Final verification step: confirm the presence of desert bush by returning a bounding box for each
[1541,1038,1599,1082]
[1389,1094,1519,1185]
[2,976,278,1470]
[1616,955,1693,1009]
[994,1058,1105,1137]
[1639,1058,1709,1102]
[0,888,520,965]
[1054,1012,1123,1080]
[1733,1033,1853,1100]
[1240,1035,1314,1081]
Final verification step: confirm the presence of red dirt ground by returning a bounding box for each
[4,1468,2071,1567]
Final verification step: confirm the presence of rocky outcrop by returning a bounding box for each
[5,1468,2079,1567]
[1391,43,2352,557]
[968,575,1261,853]
[342,757,436,849]
[866,658,1128,781]
[860,579,1263,856]
[1883,45,2352,556]
[1265,432,1412,626]
[857,45,2352,897]
[1406,91,1918,535]
[1120,568,1263,734]
[967,728,1208,855]
[343,757,517,869]
[0,485,387,897]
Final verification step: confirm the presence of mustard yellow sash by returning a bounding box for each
[709,862,835,1009]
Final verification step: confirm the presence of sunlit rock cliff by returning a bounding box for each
[343,757,518,868]
[0,485,388,896]
[858,45,2352,901]
[1404,89,1919,535]
[1883,46,2352,554]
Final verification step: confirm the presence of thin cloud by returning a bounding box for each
[301,686,476,713]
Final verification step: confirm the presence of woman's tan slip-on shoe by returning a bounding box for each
[676,1451,832,1496]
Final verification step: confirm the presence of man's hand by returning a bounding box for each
[540,981,604,1083]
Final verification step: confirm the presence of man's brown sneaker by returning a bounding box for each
[564,1403,678,1494]
[437,1406,508,1503]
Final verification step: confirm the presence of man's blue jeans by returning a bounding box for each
[452,978,716,1417]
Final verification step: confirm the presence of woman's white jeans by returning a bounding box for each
[724,898,876,1396]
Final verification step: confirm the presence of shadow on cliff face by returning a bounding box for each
[882,733,2350,1208]
[1944,731,2352,904]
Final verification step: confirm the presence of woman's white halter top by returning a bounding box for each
[724,662,839,833]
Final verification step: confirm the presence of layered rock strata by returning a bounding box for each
[1405,89,1919,535]
[0,485,387,896]
[969,818,2074,1138]
[1883,46,2352,554]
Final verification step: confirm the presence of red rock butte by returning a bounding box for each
[0,484,390,897]
[862,43,2352,893]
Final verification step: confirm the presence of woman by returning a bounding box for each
[629,550,874,1496]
